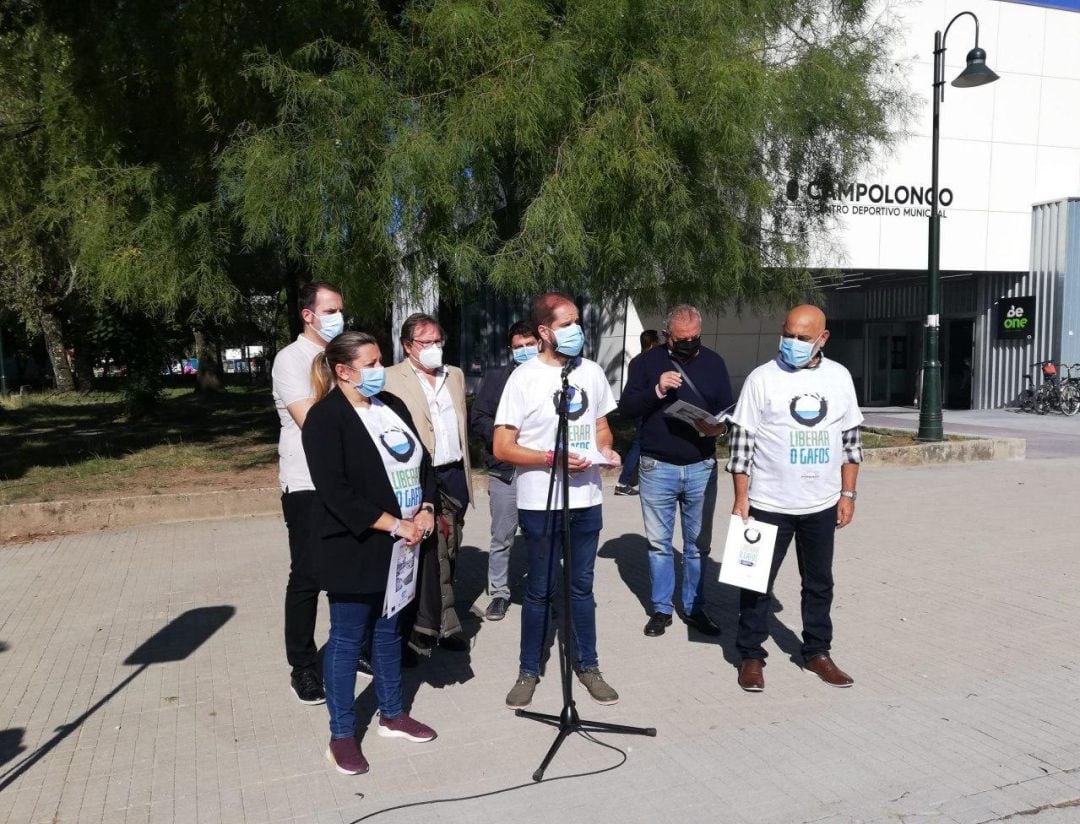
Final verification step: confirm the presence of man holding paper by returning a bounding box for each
[618,304,734,638]
[725,305,863,692]
[494,292,623,710]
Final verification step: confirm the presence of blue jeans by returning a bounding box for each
[324,593,403,739]
[518,505,602,677]
[617,422,643,486]
[736,505,837,661]
[638,456,718,615]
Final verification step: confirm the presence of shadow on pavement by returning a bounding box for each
[0,606,235,794]
[0,641,24,771]
[597,532,652,615]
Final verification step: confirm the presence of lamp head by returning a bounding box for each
[952,47,999,88]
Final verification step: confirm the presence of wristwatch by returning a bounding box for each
[840,490,858,501]
[420,503,435,515]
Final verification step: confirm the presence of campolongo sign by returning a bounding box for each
[785,179,953,218]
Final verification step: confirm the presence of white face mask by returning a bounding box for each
[314,311,344,343]
[417,344,443,370]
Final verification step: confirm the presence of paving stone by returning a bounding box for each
[5,457,1080,823]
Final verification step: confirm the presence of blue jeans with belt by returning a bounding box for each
[517,505,603,677]
[638,455,718,615]
[324,592,403,739]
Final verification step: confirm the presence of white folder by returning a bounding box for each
[718,515,778,594]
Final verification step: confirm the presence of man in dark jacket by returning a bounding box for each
[614,329,662,496]
[618,304,733,638]
[469,320,539,620]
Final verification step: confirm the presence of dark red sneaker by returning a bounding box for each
[326,737,369,775]
[377,712,437,742]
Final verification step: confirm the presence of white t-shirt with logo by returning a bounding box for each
[495,357,617,511]
[271,334,324,493]
[354,398,424,519]
[731,357,863,515]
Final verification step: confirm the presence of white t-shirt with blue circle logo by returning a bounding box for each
[354,399,424,519]
[731,356,863,515]
[494,357,617,511]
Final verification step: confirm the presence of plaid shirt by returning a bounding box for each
[725,424,863,475]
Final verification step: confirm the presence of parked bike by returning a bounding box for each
[1019,361,1080,416]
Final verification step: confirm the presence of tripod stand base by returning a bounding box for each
[516,702,657,781]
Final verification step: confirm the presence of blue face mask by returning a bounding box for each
[512,344,538,365]
[551,323,585,357]
[779,335,821,368]
[315,311,345,343]
[353,366,385,397]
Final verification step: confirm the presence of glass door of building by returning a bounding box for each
[866,322,919,406]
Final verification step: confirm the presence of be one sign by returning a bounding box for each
[997,296,1036,340]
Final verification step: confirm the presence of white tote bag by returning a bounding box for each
[718,515,778,594]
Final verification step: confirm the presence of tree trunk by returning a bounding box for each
[39,306,75,392]
[73,346,96,391]
[193,327,224,394]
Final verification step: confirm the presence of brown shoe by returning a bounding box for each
[803,654,854,687]
[737,659,764,692]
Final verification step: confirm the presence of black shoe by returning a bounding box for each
[408,631,436,657]
[614,484,639,496]
[643,612,673,637]
[485,597,510,621]
[683,609,722,636]
[438,634,470,652]
[356,655,374,680]
[290,670,325,705]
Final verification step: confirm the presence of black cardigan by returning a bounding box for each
[302,386,436,594]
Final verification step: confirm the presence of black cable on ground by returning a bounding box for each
[346,730,629,823]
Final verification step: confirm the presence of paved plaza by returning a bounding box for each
[3,454,1080,823]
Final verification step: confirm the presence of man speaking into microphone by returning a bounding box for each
[493,292,622,711]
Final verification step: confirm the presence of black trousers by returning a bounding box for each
[736,504,838,662]
[281,490,321,675]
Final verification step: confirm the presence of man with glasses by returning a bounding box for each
[385,313,471,654]
[618,304,733,639]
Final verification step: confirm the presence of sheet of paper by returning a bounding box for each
[575,447,616,467]
[383,539,418,618]
[663,399,724,427]
[718,515,779,594]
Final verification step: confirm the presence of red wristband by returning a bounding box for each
[545,450,554,468]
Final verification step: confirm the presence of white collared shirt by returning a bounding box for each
[410,361,464,466]
[271,334,324,493]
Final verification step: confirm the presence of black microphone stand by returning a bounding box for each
[516,357,656,782]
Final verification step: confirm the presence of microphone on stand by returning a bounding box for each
[561,356,581,382]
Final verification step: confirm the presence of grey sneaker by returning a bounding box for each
[576,668,619,705]
[505,672,540,709]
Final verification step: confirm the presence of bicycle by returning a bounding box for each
[1062,364,1080,416]
[1020,361,1080,415]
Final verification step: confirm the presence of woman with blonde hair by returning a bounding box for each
[302,331,438,775]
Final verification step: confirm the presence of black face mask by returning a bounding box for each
[669,337,701,363]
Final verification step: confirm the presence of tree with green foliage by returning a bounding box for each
[224,0,910,311]
[2,0,910,399]
[0,0,365,393]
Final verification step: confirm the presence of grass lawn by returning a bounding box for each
[604,413,926,463]
[0,387,278,505]
[1,387,941,507]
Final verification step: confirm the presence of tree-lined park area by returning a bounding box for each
[1,0,909,493]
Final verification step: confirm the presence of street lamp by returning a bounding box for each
[917,11,998,442]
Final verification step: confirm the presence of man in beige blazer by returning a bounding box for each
[384,313,473,654]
